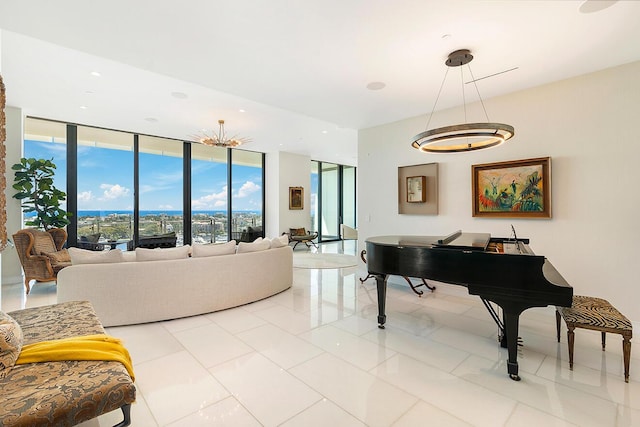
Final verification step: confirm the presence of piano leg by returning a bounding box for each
[374,274,387,329]
[503,310,522,381]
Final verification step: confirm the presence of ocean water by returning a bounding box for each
[26,210,260,218]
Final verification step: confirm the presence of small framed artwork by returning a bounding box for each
[406,176,426,203]
[472,157,551,218]
[289,186,304,210]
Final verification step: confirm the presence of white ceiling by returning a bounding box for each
[1,0,640,166]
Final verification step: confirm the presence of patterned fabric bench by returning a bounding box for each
[1,301,136,426]
[556,295,633,382]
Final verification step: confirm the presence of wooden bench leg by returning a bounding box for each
[567,324,575,370]
[556,310,561,342]
[623,333,632,383]
[601,332,606,351]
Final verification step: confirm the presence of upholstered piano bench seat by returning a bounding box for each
[556,295,633,382]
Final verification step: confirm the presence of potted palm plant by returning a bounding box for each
[12,157,71,230]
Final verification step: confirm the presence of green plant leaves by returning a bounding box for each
[12,157,71,230]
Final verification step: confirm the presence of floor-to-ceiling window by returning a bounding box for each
[138,135,184,244]
[311,160,356,242]
[342,165,356,229]
[22,117,265,248]
[310,162,319,232]
[23,118,68,215]
[231,150,264,241]
[191,143,228,243]
[76,126,134,247]
[321,162,340,241]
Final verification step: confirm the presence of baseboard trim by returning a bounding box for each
[1,275,24,286]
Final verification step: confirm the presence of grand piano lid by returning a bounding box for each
[366,231,491,251]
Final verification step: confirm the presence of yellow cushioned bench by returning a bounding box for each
[1,301,136,426]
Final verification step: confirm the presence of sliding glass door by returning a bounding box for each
[321,162,340,241]
[342,166,356,229]
[311,161,356,242]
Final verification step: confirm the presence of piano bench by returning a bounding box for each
[556,295,633,382]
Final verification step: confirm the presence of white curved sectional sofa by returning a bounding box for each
[57,245,293,327]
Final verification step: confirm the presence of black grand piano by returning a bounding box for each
[365,231,573,381]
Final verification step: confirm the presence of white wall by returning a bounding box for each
[264,151,280,237]
[264,151,312,237]
[279,152,312,234]
[358,60,640,323]
[2,106,24,285]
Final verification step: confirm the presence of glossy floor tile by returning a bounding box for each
[2,240,638,426]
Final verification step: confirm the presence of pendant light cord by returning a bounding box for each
[461,66,467,124]
[424,67,450,131]
[467,65,491,122]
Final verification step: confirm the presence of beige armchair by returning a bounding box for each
[340,224,358,240]
[13,228,71,294]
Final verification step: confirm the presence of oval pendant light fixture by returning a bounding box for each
[411,49,515,153]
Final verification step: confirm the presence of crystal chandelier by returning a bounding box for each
[411,49,514,153]
[194,119,250,148]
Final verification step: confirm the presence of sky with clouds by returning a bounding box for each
[25,140,262,213]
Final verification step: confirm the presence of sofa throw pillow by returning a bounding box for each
[237,239,271,254]
[68,247,125,265]
[135,245,191,262]
[42,248,71,266]
[270,234,289,248]
[0,312,24,372]
[289,227,307,237]
[192,240,237,258]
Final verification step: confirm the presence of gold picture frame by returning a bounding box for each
[406,176,426,203]
[289,186,303,210]
[472,157,551,218]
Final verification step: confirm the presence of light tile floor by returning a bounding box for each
[2,241,638,426]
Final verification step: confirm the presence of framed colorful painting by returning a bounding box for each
[472,157,551,218]
[289,186,303,210]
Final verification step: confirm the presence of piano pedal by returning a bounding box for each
[499,335,524,348]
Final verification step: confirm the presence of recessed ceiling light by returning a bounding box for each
[239,109,246,113]
[85,90,94,94]
[366,81,386,91]
[80,106,88,110]
[441,34,452,40]
[145,117,158,123]
[90,71,101,77]
[321,130,328,134]
[171,92,188,99]
[579,0,618,13]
